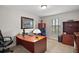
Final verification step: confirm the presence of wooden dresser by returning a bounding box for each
[16,35,47,53]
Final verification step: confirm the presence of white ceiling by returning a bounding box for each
[1,5,79,17]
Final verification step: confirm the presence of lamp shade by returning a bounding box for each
[33,29,41,34]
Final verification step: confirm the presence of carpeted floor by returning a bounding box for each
[11,39,76,53]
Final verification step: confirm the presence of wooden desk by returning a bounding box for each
[16,35,47,53]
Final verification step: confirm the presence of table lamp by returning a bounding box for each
[33,29,41,38]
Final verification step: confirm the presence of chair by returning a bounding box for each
[0,30,13,53]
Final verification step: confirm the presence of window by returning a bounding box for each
[52,18,60,35]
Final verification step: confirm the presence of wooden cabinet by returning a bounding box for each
[74,32,79,52]
[62,34,74,46]
[62,21,79,46]
[76,21,79,32]
[38,20,46,36]
[63,21,78,34]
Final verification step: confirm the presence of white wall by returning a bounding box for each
[41,10,79,40]
[0,6,40,47]
[0,6,40,36]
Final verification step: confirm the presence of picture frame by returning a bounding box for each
[21,16,34,29]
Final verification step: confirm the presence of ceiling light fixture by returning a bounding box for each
[41,5,47,9]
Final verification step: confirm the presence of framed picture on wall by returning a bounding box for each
[21,16,34,29]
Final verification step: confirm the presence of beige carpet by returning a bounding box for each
[11,39,76,53]
[46,39,76,53]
